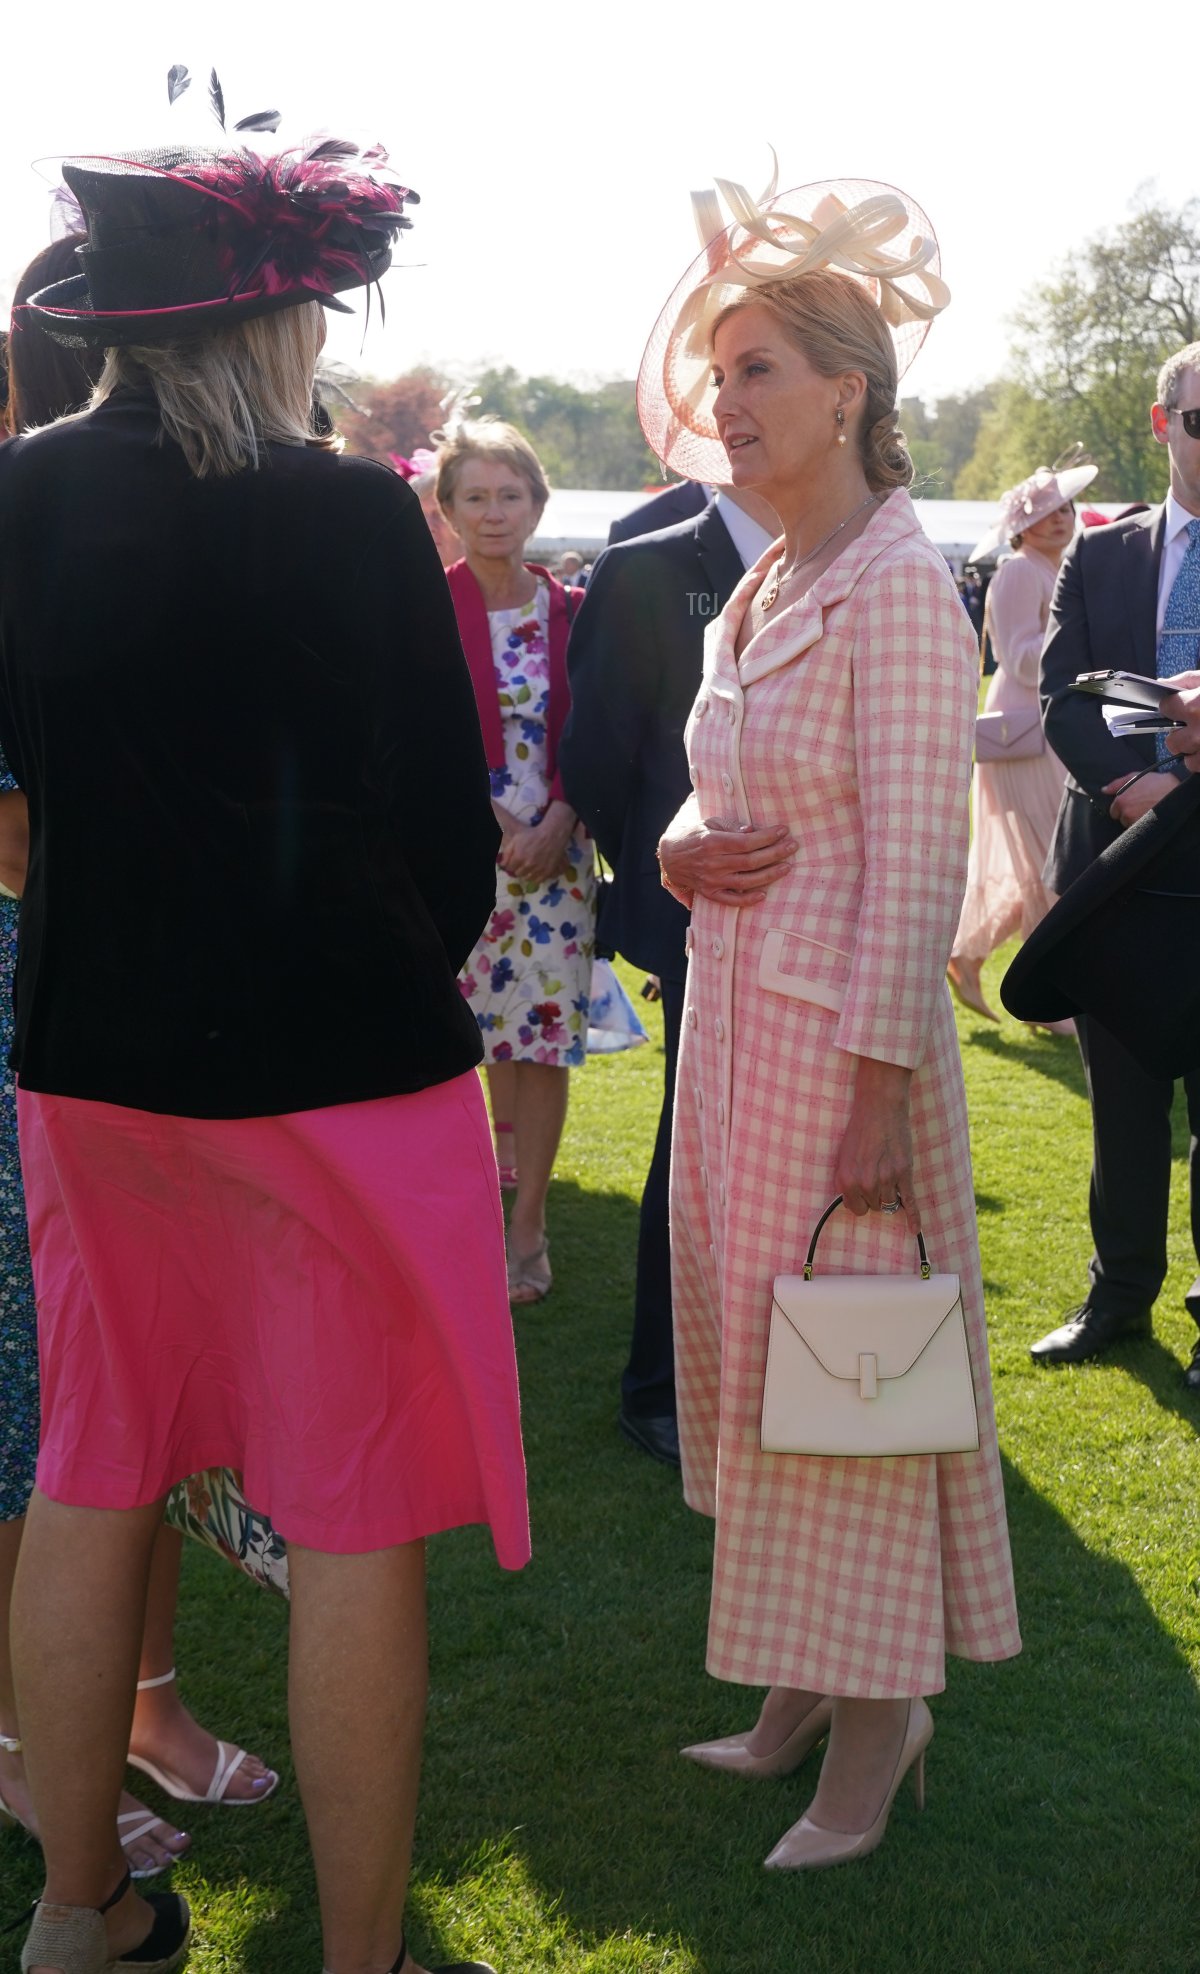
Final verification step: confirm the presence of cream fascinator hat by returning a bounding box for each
[636,159,950,483]
[969,450,1099,562]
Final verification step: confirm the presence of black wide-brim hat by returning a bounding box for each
[24,142,417,348]
[1001,773,1200,1077]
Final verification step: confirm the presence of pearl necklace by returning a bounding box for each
[758,493,881,612]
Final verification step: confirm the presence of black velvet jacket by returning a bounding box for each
[0,393,498,1117]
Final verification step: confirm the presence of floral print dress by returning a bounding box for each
[460,583,595,1067]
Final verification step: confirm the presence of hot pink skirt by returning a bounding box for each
[18,1073,529,1567]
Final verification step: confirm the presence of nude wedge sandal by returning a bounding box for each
[9,1868,190,1974]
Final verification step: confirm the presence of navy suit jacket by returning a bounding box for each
[559,501,745,980]
[1041,506,1186,893]
[607,479,708,546]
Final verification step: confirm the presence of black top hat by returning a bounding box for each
[22,141,418,348]
[1001,773,1200,1077]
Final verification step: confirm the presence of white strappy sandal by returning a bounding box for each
[1,1731,187,1880]
[126,1668,279,1807]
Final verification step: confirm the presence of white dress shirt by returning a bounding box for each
[714,490,777,572]
[1154,491,1200,641]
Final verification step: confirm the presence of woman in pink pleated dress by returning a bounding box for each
[0,128,524,1974]
[947,460,1097,1023]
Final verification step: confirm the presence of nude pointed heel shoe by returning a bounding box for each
[763,1697,934,1870]
[946,956,1000,1023]
[682,1698,833,1779]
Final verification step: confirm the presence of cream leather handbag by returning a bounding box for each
[761,1196,979,1458]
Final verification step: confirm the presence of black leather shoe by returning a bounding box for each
[1183,1338,1200,1392]
[1030,1303,1152,1366]
[618,1408,681,1468]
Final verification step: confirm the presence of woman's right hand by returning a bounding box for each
[657,809,796,908]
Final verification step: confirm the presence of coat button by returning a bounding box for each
[700,1165,709,1188]
[717,1100,726,1124]
[695,1086,704,1111]
[718,1183,727,1205]
[686,1007,698,1028]
[728,708,737,726]
[715,1017,726,1041]
[712,936,725,959]
[684,927,694,953]
[720,773,734,794]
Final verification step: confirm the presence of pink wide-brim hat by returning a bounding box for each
[636,162,949,484]
[970,462,1099,562]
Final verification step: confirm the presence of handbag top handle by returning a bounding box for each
[803,1194,932,1281]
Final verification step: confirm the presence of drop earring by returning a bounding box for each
[835,408,847,446]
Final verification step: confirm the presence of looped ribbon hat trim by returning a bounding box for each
[637,157,949,484]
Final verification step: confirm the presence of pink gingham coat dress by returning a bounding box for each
[671,490,1020,1698]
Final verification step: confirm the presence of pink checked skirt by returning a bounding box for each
[18,1072,529,1566]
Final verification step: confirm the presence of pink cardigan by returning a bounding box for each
[445,559,578,804]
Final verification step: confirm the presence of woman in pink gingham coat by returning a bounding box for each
[648,173,1020,1873]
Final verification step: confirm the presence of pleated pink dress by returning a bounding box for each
[952,546,1067,962]
[22,1074,530,1565]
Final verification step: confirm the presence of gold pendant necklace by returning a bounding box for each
[759,493,881,612]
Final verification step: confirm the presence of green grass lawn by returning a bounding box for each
[7,955,1200,1973]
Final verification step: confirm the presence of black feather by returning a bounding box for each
[209,68,226,131]
[234,109,283,134]
[303,138,359,163]
[167,63,191,105]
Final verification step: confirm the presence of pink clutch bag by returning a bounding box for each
[974,709,1044,762]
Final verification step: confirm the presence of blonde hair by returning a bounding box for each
[88,302,341,478]
[717,269,913,493]
[435,417,550,518]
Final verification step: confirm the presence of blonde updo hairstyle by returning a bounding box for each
[716,268,913,493]
[435,418,550,524]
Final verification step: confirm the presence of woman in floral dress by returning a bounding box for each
[440,422,595,1304]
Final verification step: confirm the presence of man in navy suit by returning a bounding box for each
[607,479,709,547]
[1035,341,1200,1379]
[559,485,776,1464]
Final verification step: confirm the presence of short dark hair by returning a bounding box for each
[6,236,104,434]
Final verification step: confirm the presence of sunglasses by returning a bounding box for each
[1169,406,1200,439]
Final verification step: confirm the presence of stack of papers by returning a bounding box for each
[1102,704,1184,738]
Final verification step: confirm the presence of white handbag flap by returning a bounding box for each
[771,1274,963,1381]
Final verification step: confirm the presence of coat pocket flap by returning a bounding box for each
[771,1274,964,1380]
[757,927,852,1014]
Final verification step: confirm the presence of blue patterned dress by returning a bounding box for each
[0,752,35,1520]
[459,583,596,1067]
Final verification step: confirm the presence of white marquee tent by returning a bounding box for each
[529,491,1130,576]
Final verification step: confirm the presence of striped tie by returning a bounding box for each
[1156,517,1200,766]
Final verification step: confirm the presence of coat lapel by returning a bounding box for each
[1121,506,1166,675]
[735,489,922,687]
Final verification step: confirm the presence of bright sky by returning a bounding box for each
[3,2,1193,418]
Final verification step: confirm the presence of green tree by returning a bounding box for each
[473,367,659,488]
[954,193,1200,500]
[901,386,999,496]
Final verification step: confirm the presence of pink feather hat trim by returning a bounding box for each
[23,139,418,348]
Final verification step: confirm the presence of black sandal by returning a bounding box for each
[6,1867,190,1974]
[390,1933,497,1973]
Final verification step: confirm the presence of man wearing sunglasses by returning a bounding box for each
[1034,341,1200,1382]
